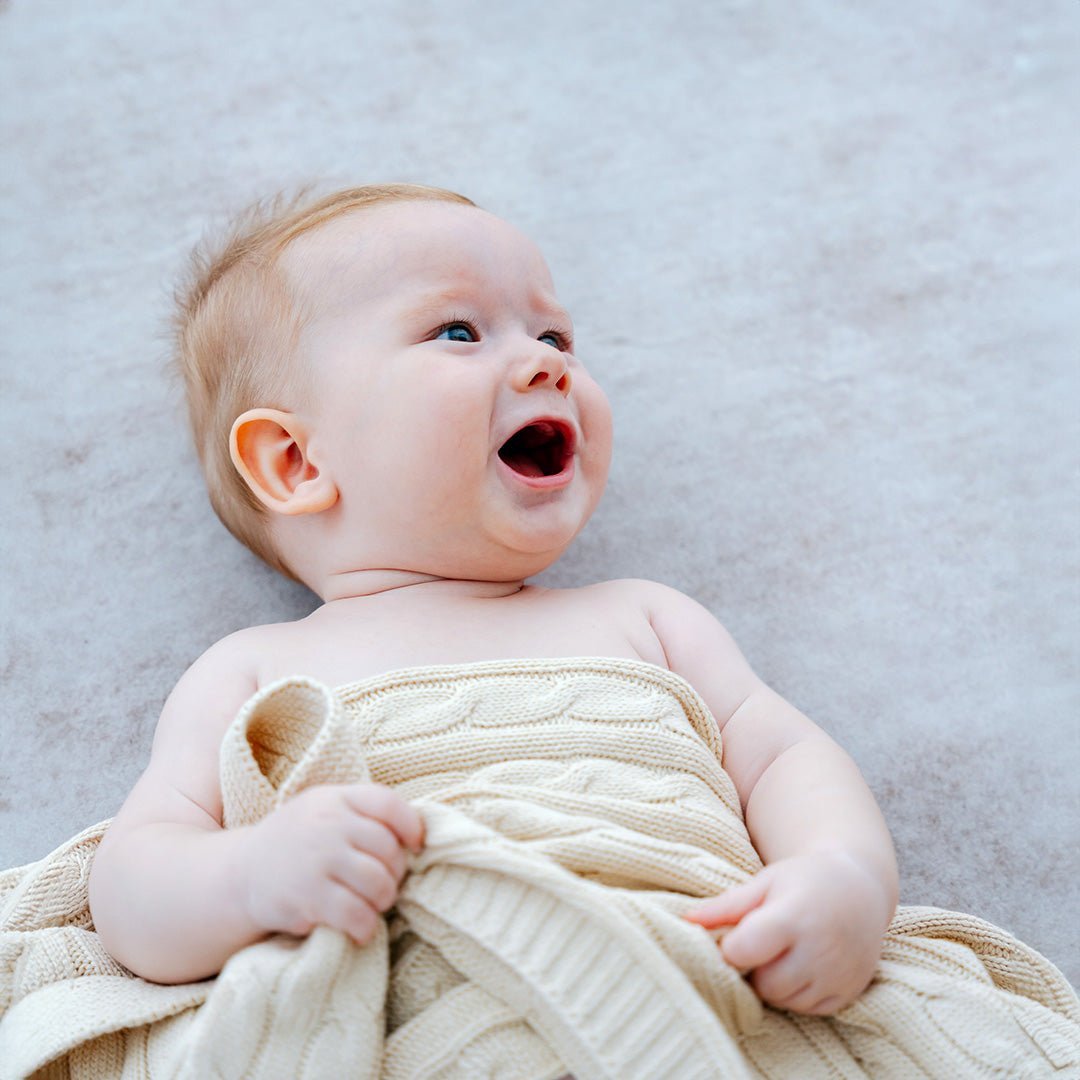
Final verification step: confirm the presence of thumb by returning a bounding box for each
[683,874,770,928]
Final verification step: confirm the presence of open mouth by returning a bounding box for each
[498,420,574,479]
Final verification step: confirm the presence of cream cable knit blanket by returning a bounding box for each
[1,658,1078,1079]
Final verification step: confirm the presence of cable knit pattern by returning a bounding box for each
[1,657,1077,1078]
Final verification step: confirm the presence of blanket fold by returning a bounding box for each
[1,657,1077,1079]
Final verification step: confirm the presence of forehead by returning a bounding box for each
[281,201,560,320]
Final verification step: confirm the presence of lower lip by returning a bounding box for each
[497,456,576,490]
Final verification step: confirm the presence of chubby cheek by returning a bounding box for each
[578,379,614,487]
[397,396,490,508]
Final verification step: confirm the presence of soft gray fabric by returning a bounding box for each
[1,2,1076,988]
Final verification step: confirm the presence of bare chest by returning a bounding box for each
[252,584,666,690]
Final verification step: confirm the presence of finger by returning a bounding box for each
[343,815,408,882]
[343,783,425,853]
[328,850,400,913]
[684,875,769,928]
[750,948,815,1006]
[770,974,843,1015]
[804,995,844,1016]
[321,880,381,946]
[780,962,863,1015]
[721,904,796,972]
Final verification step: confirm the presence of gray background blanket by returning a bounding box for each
[2,2,1077,985]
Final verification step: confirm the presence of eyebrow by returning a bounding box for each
[532,296,574,327]
[400,287,574,327]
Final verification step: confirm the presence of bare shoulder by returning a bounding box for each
[582,577,738,640]
[151,626,265,776]
[105,628,264,837]
[539,578,667,667]
[566,576,688,615]
[595,578,765,729]
[596,582,829,805]
[156,626,263,734]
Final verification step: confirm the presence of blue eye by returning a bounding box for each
[539,330,572,351]
[436,322,478,343]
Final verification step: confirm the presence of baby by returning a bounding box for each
[87,183,898,1019]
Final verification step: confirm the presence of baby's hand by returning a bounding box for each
[241,783,425,946]
[683,851,891,1015]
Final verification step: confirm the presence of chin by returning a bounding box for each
[446,528,577,581]
[508,533,589,579]
[504,502,595,558]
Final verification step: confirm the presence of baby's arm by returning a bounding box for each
[88,634,424,984]
[638,582,898,1015]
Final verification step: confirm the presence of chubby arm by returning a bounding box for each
[638,581,898,1014]
[88,633,423,985]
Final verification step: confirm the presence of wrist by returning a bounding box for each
[813,847,898,923]
[220,822,269,936]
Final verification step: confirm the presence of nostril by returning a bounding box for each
[529,371,547,387]
[555,371,571,394]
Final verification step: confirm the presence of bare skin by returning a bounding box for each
[88,201,898,1018]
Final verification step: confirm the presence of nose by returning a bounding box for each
[513,341,572,397]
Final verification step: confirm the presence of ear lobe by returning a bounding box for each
[230,408,338,516]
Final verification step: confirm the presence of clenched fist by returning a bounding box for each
[241,782,425,946]
[684,850,893,1016]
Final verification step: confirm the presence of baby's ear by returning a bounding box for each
[229,408,338,516]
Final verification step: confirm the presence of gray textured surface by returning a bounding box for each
[2,2,1077,986]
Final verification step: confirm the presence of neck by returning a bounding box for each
[317,567,527,602]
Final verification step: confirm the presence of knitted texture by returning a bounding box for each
[1,657,1077,1078]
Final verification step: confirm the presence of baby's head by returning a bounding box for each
[173,184,613,596]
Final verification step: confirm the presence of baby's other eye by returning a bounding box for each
[539,330,571,351]
[435,321,479,343]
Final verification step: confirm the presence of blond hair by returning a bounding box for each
[172,183,476,579]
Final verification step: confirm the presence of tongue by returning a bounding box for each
[502,450,546,478]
